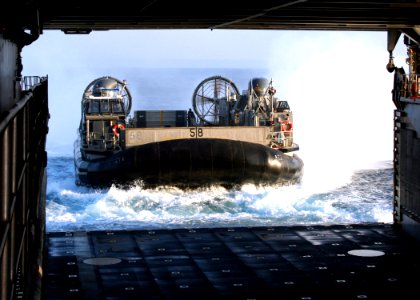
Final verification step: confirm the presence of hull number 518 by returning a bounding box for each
[189,127,204,138]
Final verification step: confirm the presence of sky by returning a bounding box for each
[22,29,407,167]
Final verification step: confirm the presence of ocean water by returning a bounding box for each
[45,156,393,232]
[44,67,395,232]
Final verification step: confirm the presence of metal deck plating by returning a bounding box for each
[45,224,420,300]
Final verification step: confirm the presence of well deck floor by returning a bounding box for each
[45,224,420,299]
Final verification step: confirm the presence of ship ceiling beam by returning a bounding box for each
[2,1,420,44]
[32,1,420,32]
[209,0,308,30]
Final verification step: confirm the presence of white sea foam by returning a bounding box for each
[45,166,393,232]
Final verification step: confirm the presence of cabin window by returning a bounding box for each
[112,101,123,113]
[101,100,110,113]
[88,101,100,113]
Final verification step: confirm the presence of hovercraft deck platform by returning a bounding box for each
[45,224,420,300]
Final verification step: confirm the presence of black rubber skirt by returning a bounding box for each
[75,138,303,188]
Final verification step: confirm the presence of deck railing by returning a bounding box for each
[268,130,294,149]
[0,77,49,300]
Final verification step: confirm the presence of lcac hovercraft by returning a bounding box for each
[74,75,303,188]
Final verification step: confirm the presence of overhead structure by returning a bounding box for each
[2,1,420,46]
